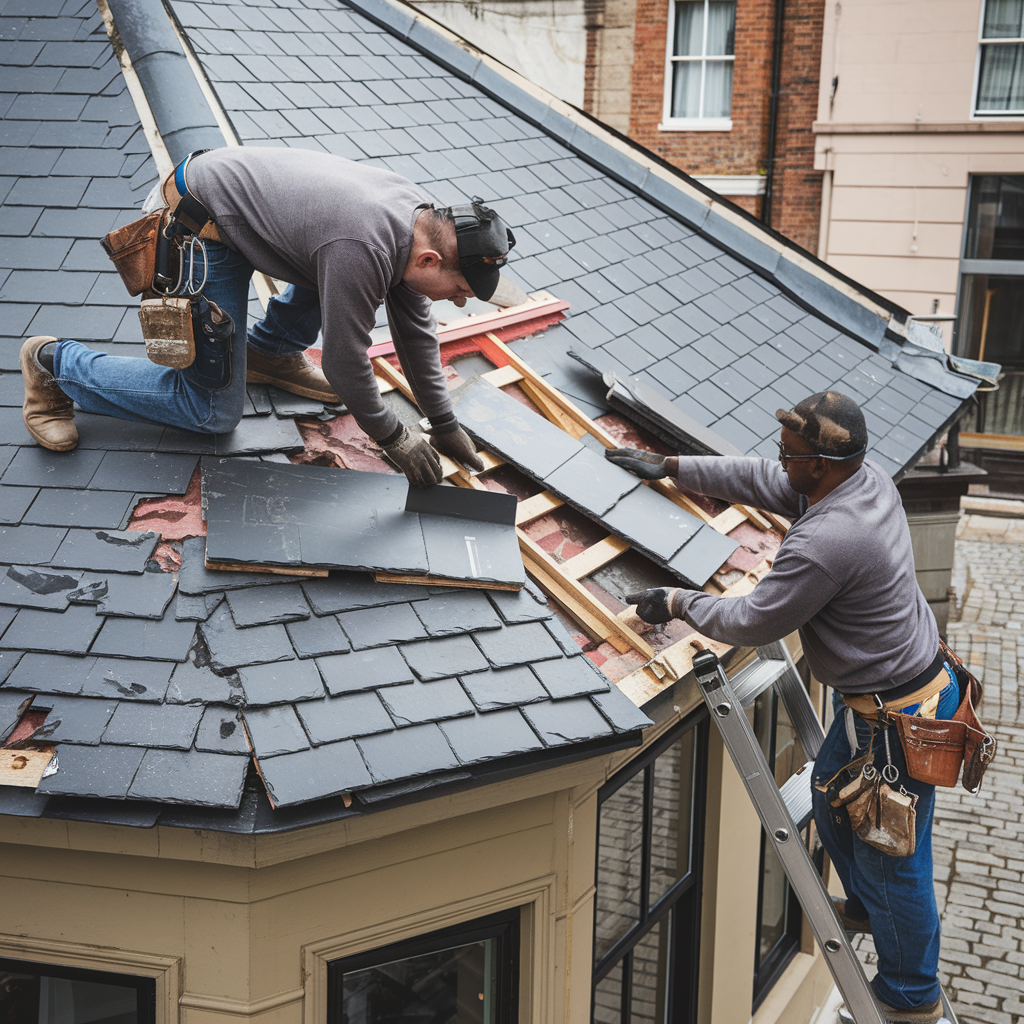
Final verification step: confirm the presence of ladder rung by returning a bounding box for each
[779,761,815,829]
[729,658,787,706]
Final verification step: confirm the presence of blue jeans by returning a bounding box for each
[812,670,960,1010]
[53,242,321,433]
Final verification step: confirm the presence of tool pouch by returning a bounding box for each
[837,768,918,859]
[100,211,165,296]
[189,296,234,392]
[138,296,195,369]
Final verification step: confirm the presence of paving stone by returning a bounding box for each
[440,707,544,765]
[127,748,248,807]
[36,743,146,800]
[198,605,295,670]
[257,739,372,807]
[28,694,117,745]
[80,658,174,702]
[316,645,413,694]
[0,604,103,655]
[521,696,615,746]
[235,658,325,706]
[337,601,432,649]
[294,691,394,743]
[225,583,311,627]
[194,707,250,754]
[356,721,461,784]
[284,613,350,658]
[243,704,309,757]
[49,528,160,573]
[400,633,490,681]
[102,700,203,749]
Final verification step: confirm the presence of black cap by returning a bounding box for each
[442,197,516,301]
[775,391,868,459]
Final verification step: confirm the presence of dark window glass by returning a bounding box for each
[984,0,1024,37]
[630,918,671,1024]
[649,730,695,907]
[595,772,645,961]
[958,273,1024,367]
[593,960,624,1024]
[977,43,1024,112]
[965,176,1024,260]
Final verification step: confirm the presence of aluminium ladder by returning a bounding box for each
[692,646,958,1024]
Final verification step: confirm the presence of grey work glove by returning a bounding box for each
[382,425,443,487]
[626,587,684,624]
[605,447,670,480]
[428,423,485,472]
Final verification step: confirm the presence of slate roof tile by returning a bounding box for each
[379,676,475,725]
[258,739,372,807]
[127,748,248,807]
[194,707,250,754]
[284,614,351,659]
[337,601,432,649]
[521,697,615,746]
[90,612,196,663]
[3,652,93,695]
[0,604,103,655]
[400,634,489,681]
[440,708,543,765]
[459,665,548,712]
[102,700,203,749]
[317,645,414,695]
[28,693,117,745]
[36,742,145,799]
[81,657,174,702]
[243,704,309,757]
[473,622,564,669]
[198,606,294,670]
[356,721,460,784]
[224,583,311,628]
[166,657,242,706]
[294,691,394,745]
[532,657,610,699]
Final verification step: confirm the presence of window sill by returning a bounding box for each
[659,118,733,132]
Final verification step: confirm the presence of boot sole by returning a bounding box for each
[24,422,78,452]
[245,370,339,403]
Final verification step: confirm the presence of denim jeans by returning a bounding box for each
[53,241,321,434]
[812,670,959,1009]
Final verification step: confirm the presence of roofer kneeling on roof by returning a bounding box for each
[20,147,516,487]
[607,392,958,1024]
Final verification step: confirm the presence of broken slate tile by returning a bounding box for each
[0,564,82,611]
[591,684,655,733]
[29,694,117,745]
[178,536,314,595]
[214,414,304,456]
[102,701,203,750]
[3,653,95,696]
[603,485,703,562]
[81,658,174,702]
[316,646,413,694]
[0,484,38,524]
[531,656,609,699]
[440,708,544,765]
[521,697,615,746]
[88,452,198,493]
[48,528,160,573]
[473,621,563,669]
[127,749,248,808]
[256,739,372,807]
[356,721,460,784]
[198,605,295,670]
[487,582,552,625]
[294,691,394,744]
[0,525,67,565]
[266,386,326,417]
[301,572,429,613]
[243,704,309,757]
[399,634,489,681]
[543,446,641,517]
[0,445,104,488]
[90,614,196,662]
[225,583,311,627]
[235,658,325,706]
[412,589,503,636]
[166,658,244,706]
[284,613,350,658]
[195,707,250,754]
[0,604,103,655]
[88,570,178,619]
[544,615,585,656]
[0,690,32,742]
[21,488,136,529]
[36,743,146,800]
[246,385,272,415]
[336,601,431,649]
[378,677,475,725]
[174,590,223,622]
[667,523,740,587]
[460,665,548,711]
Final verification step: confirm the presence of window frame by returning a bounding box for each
[591,709,709,1024]
[972,0,1024,118]
[660,0,735,132]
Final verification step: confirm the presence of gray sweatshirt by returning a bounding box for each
[188,148,452,441]
[673,457,938,694]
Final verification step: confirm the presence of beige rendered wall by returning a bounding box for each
[813,0,1024,345]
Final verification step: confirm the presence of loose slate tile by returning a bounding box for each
[0,605,103,655]
[198,605,295,670]
[236,658,325,706]
[80,658,174,702]
[378,677,475,725]
[399,634,489,681]
[316,646,413,694]
[175,590,223,622]
[266,386,326,417]
[284,613,350,658]
[544,615,585,657]
[301,572,429,613]
[88,452,198,493]
[195,707,250,754]
[459,665,548,712]
[243,704,310,757]
[0,564,82,611]
[49,528,160,573]
[472,621,563,669]
[440,708,544,765]
[531,657,610,699]
[0,689,33,741]
[127,748,248,807]
[412,589,502,636]
[86,570,178,619]
[225,583,311,627]
[294,691,394,744]
[602,485,702,562]
[667,523,740,587]
[101,701,203,750]
[337,601,431,649]
[487,583,552,625]
[90,612,196,662]
[29,694,118,745]
[21,488,135,529]
[178,536,314,595]
[166,657,244,706]
[0,484,38,524]
[418,515,525,587]
[0,445,104,488]
[257,739,372,807]
[591,684,655,733]
[2,653,94,696]
[543,446,641,517]
[214,414,305,455]
[356,721,460,784]
[0,525,67,565]
[36,743,146,800]
[521,697,615,746]
[0,788,50,819]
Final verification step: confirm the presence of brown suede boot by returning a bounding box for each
[245,349,339,403]
[833,896,872,934]
[21,336,78,451]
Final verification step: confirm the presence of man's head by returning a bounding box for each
[774,391,867,501]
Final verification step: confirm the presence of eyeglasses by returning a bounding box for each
[776,440,867,467]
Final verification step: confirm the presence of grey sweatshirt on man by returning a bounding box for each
[188,147,451,442]
[673,456,938,694]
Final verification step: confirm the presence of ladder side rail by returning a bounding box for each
[757,641,825,760]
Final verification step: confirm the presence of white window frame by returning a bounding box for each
[659,0,735,132]
[972,0,1024,118]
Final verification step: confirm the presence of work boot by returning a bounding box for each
[245,348,339,403]
[21,336,78,451]
[838,998,944,1024]
[832,896,871,934]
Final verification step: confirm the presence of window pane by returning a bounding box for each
[673,1,704,56]
[959,274,1024,368]
[593,960,624,1024]
[596,773,645,961]
[983,0,1024,38]
[705,1,735,55]
[670,62,702,119]
[773,691,806,786]
[341,941,493,1024]
[702,61,733,118]
[977,43,1024,111]
[758,844,791,964]
[630,920,671,1024]
[966,175,1024,260]
[649,730,695,907]
[0,973,140,1024]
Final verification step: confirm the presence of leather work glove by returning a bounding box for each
[381,425,443,487]
[626,587,684,624]
[428,423,485,473]
[605,447,670,480]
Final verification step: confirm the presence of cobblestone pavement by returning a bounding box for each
[852,512,1024,1023]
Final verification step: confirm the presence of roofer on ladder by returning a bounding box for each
[608,391,958,1024]
[20,147,515,486]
